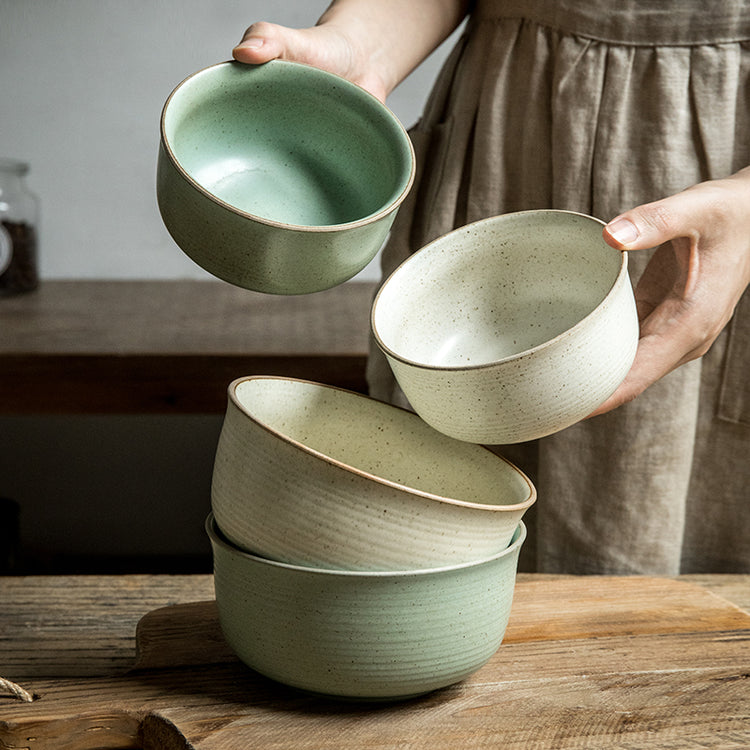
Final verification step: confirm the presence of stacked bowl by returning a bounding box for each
[208,376,535,700]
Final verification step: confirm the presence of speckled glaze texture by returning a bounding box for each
[208,514,526,700]
[211,376,535,570]
[372,210,639,443]
[157,61,414,294]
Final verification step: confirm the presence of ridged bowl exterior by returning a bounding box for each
[208,514,526,700]
[211,377,535,570]
[372,210,639,443]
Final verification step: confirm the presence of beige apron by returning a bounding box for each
[367,0,750,574]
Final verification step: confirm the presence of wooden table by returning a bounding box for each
[1,574,749,748]
[0,280,376,414]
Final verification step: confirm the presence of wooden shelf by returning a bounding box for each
[0,280,376,414]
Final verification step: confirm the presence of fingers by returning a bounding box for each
[232,21,303,64]
[603,192,704,253]
[602,175,750,253]
[587,348,659,416]
[591,176,750,417]
[231,21,388,102]
[587,299,699,417]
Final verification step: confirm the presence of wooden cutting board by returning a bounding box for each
[3,576,750,750]
[133,575,750,668]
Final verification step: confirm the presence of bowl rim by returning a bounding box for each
[371,209,630,371]
[226,375,536,512]
[160,59,416,233]
[207,512,527,576]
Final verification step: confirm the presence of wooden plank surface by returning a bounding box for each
[0,280,375,413]
[0,281,376,355]
[1,575,749,749]
[3,630,749,750]
[131,576,750,670]
[2,574,748,680]
[504,575,750,641]
[0,575,215,679]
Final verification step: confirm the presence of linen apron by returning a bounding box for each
[367,0,750,574]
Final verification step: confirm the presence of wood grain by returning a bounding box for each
[0,575,215,679]
[2,575,749,750]
[3,632,749,749]
[132,577,750,670]
[2,575,748,680]
[504,575,750,641]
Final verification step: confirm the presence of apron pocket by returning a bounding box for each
[411,117,457,248]
[717,291,750,425]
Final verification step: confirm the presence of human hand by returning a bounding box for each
[232,19,389,102]
[232,1,470,105]
[590,167,750,416]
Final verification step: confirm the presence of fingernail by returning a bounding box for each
[239,37,264,50]
[606,218,639,246]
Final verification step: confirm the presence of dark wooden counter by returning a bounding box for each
[0,280,376,413]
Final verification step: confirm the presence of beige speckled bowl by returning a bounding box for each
[157,60,414,294]
[211,376,535,570]
[371,210,639,444]
[207,513,526,700]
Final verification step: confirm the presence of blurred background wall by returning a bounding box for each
[0,0,461,571]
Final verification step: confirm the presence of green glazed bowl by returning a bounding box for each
[207,514,526,700]
[157,60,415,294]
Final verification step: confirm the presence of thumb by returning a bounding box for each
[233,21,302,64]
[603,198,691,252]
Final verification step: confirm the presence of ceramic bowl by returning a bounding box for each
[371,210,639,444]
[211,376,535,570]
[157,60,415,294]
[207,513,526,700]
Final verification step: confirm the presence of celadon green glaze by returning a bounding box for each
[157,60,414,294]
[207,514,526,700]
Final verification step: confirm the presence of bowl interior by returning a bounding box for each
[232,377,534,509]
[373,210,625,367]
[162,61,413,227]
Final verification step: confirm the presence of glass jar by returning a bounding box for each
[0,159,39,296]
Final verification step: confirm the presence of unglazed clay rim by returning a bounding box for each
[227,375,536,512]
[371,209,630,371]
[160,60,416,233]
[207,513,526,577]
